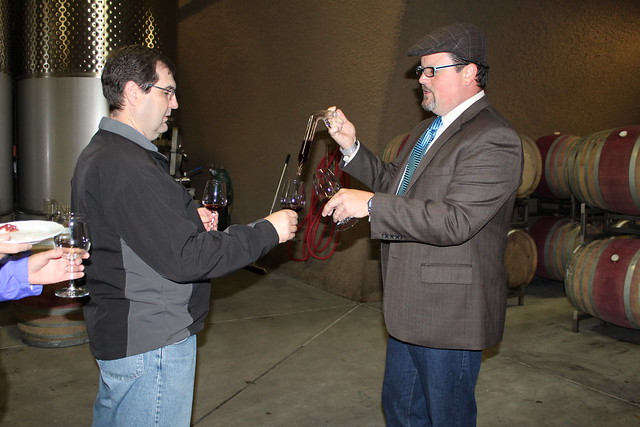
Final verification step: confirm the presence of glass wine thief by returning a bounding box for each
[296,109,337,176]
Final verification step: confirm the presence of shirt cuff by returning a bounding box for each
[15,256,43,295]
[340,140,361,165]
[0,257,43,301]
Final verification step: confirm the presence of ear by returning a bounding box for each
[123,81,143,106]
[462,63,478,86]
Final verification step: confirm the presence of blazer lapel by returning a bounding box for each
[402,97,491,195]
[389,121,429,193]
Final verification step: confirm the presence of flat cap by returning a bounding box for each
[407,23,486,64]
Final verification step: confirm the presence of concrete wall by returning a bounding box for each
[177,0,640,301]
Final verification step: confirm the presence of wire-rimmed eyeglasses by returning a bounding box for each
[415,63,466,78]
[147,84,176,99]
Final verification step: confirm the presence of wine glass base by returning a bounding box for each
[55,287,89,298]
[335,217,358,231]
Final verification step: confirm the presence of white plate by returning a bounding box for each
[0,220,65,244]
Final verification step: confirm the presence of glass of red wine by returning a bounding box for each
[312,168,358,231]
[54,213,91,298]
[279,179,306,213]
[202,179,228,213]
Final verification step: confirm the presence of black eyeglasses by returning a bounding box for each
[147,84,176,99]
[415,63,466,78]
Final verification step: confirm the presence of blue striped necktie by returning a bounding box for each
[397,116,443,195]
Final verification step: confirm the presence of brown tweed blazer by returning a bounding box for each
[343,96,523,350]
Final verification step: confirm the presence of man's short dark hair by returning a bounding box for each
[101,45,176,113]
[450,52,489,89]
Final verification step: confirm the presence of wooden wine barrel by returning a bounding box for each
[534,133,580,199]
[565,237,640,330]
[516,134,542,199]
[528,216,596,281]
[504,228,537,290]
[13,281,89,348]
[382,132,410,163]
[567,126,640,215]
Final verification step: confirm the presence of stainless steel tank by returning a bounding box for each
[0,0,13,217]
[14,0,178,214]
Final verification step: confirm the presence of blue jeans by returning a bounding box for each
[382,336,482,427]
[93,335,197,427]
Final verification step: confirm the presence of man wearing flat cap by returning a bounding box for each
[324,23,522,426]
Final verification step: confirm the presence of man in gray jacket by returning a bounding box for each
[72,45,297,427]
[323,23,522,426]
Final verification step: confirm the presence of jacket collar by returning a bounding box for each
[99,117,159,153]
[393,95,491,195]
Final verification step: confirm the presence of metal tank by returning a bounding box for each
[14,0,177,214]
[0,0,13,217]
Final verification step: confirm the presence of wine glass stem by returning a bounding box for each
[68,258,76,289]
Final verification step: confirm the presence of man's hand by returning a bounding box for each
[198,207,219,231]
[0,233,32,255]
[27,249,89,285]
[325,106,358,151]
[322,189,373,222]
[264,210,298,243]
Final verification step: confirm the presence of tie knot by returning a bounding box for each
[429,116,443,131]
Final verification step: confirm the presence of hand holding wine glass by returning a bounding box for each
[202,179,228,213]
[27,248,87,285]
[264,210,298,243]
[279,179,306,213]
[54,213,91,298]
[312,169,358,231]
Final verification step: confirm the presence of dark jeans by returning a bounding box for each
[382,336,482,427]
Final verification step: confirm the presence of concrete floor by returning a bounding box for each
[0,269,639,426]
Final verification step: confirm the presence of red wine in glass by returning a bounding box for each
[279,179,306,213]
[280,202,304,213]
[202,179,228,212]
[203,203,226,212]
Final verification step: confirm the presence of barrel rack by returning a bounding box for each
[508,196,576,306]
[579,203,640,242]
[508,198,530,305]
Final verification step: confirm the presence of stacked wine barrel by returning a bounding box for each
[530,126,640,330]
[517,134,543,199]
[528,216,596,282]
[504,228,537,292]
[565,236,640,330]
[534,133,580,199]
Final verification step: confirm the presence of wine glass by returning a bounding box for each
[279,179,306,213]
[312,168,358,231]
[54,213,91,298]
[202,179,228,213]
[43,199,58,221]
